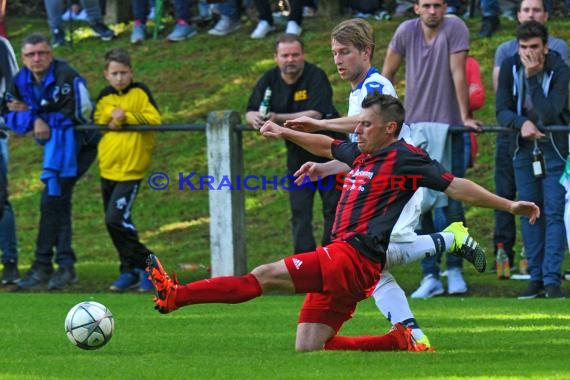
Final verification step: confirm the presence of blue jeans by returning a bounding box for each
[0,134,18,265]
[213,1,240,19]
[34,131,99,270]
[514,140,566,286]
[420,132,466,278]
[173,0,193,22]
[493,133,517,263]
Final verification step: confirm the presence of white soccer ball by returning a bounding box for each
[64,301,114,350]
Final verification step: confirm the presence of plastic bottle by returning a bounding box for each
[258,87,272,120]
[518,248,529,275]
[532,140,545,178]
[496,243,511,280]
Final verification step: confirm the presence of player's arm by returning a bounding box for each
[450,51,481,131]
[444,177,540,223]
[284,115,359,134]
[271,110,322,126]
[260,121,333,159]
[381,48,403,83]
[294,160,350,185]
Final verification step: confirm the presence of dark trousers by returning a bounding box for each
[35,131,99,270]
[493,133,517,265]
[289,175,340,253]
[101,178,152,273]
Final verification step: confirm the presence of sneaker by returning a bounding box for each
[146,254,179,314]
[109,271,139,292]
[412,334,435,352]
[131,23,146,44]
[388,323,435,351]
[167,21,197,42]
[51,28,67,47]
[89,22,116,41]
[208,16,242,36]
[285,20,302,36]
[545,284,565,299]
[250,20,275,39]
[1,261,20,285]
[18,265,53,289]
[518,281,545,299]
[411,274,444,299]
[447,267,467,294]
[135,268,154,293]
[444,222,487,273]
[48,267,78,290]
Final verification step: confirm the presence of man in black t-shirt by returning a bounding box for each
[246,33,346,254]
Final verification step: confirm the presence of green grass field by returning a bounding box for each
[1,8,570,380]
[0,294,569,379]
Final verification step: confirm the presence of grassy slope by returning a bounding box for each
[2,14,569,294]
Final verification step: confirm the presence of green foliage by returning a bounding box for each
[2,15,569,296]
[0,294,569,379]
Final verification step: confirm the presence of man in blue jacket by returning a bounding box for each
[496,21,569,299]
[4,33,99,290]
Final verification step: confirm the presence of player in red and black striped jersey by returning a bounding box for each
[147,93,539,352]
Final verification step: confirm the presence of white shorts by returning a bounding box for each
[389,188,422,243]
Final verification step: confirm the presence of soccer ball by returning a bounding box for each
[64,301,114,350]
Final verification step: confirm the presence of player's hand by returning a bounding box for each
[520,120,545,140]
[294,161,326,185]
[284,116,321,132]
[251,112,273,130]
[259,120,283,139]
[462,118,483,132]
[510,201,540,224]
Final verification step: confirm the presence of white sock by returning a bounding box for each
[372,271,424,339]
[386,233,455,268]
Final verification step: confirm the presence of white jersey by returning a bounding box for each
[348,67,419,242]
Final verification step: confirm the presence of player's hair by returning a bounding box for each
[361,93,405,136]
[104,48,132,69]
[516,20,548,44]
[331,18,375,59]
[274,33,304,52]
[21,33,50,49]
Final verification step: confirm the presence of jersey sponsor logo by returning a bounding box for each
[292,258,303,270]
[335,170,421,192]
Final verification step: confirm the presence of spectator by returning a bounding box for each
[245,34,344,254]
[496,21,569,299]
[93,48,160,292]
[0,36,19,285]
[166,0,198,42]
[492,0,568,271]
[382,1,482,298]
[4,33,100,290]
[131,0,152,44]
[44,0,115,47]
[250,0,304,39]
[348,0,391,19]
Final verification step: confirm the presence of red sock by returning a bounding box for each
[324,330,407,351]
[176,274,262,306]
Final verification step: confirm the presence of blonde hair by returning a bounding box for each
[331,18,375,59]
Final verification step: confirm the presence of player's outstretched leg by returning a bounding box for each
[444,222,487,273]
[146,254,179,314]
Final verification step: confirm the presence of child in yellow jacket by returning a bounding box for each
[94,48,161,292]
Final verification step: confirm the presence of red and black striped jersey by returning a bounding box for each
[330,139,454,252]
